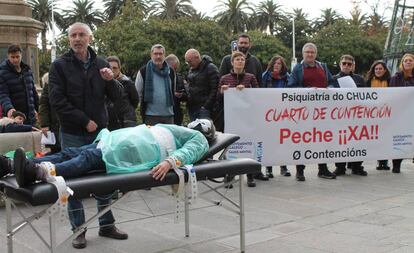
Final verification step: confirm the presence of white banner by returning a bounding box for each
[224,88,414,166]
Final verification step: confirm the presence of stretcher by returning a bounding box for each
[0,132,261,253]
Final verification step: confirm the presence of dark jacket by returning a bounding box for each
[261,71,289,88]
[389,71,414,87]
[174,72,187,125]
[187,55,219,112]
[334,71,367,88]
[49,47,121,135]
[219,52,263,84]
[39,82,59,131]
[287,61,337,88]
[0,59,39,125]
[138,64,176,122]
[107,75,139,130]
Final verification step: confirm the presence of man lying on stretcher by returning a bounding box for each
[0,119,214,187]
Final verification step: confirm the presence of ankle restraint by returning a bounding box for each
[40,162,73,222]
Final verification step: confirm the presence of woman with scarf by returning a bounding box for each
[261,55,291,179]
[366,60,391,171]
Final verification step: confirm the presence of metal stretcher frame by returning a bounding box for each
[0,133,261,253]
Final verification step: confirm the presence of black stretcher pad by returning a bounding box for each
[0,133,261,206]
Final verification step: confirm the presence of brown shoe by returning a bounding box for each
[72,231,87,249]
[99,226,128,240]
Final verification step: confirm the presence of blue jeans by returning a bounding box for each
[58,131,115,231]
[34,143,105,178]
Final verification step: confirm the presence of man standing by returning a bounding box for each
[165,54,186,125]
[219,34,265,187]
[219,34,262,84]
[106,56,139,130]
[49,22,126,249]
[0,44,39,125]
[135,44,176,125]
[287,42,337,181]
[333,54,368,176]
[184,49,219,121]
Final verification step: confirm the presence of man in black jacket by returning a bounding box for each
[219,34,262,85]
[333,54,368,177]
[184,49,219,121]
[219,34,266,187]
[0,44,39,125]
[49,22,125,249]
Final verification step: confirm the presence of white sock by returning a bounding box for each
[36,162,56,182]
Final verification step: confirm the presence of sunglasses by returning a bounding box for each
[341,62,353,67]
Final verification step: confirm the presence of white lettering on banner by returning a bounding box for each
[223,87,414,166]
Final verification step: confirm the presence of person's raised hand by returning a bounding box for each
[7,108,16,118]
[41,126,49,136]
[86,120,97,132]
[236,84,245,91]
[220,85,229,94]
[99,67,114,81]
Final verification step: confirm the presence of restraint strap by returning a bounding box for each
[41,162,73,222]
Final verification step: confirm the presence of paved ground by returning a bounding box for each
[2,160,414,253]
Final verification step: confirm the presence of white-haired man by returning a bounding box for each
[48,22,124,249]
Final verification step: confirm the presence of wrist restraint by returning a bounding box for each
[149,126,198,223]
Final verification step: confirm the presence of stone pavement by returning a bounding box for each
[2,160,414,253]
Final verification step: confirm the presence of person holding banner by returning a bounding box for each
[366,60,391,171]
[389,53,414,173]
[333,55,368,176]
[262,55,291,178]
[287,42,337,181]
[215,51,259,187]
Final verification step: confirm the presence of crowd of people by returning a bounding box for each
[0,22,414,249]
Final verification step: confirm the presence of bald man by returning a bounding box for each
[184,48,219,121]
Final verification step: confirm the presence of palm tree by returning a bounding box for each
[26,0,63,52]
[62,0,104,31]
[150,0,196,19]
[349,0,366,27]
[254,0,284,34]
[103,0,148,20]
[214,0,253,33]
[313,8,342,30]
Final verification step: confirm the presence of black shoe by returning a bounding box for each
[333,167,346,176]
[266,166,274,178]
[318,168,336,179]
[280,166,291,177]
[14,148,37,187]
[352,166,368,176]
[99,226,128,240]
[0,154,11,178]
[72,231,87,249]
[376,165,390,170]
[247,177,256,187]
[392,167,400,173]
[296,166,305,181]
[254,172,269,181]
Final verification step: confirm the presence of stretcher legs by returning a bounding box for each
[239,174,245,253]
[6,197,13,253]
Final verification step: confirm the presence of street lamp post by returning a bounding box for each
[51,0,56,62]
[291,18,297,71]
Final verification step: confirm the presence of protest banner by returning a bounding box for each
[224,87,414,166]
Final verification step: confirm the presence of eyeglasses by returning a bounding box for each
[341,62,353,67]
